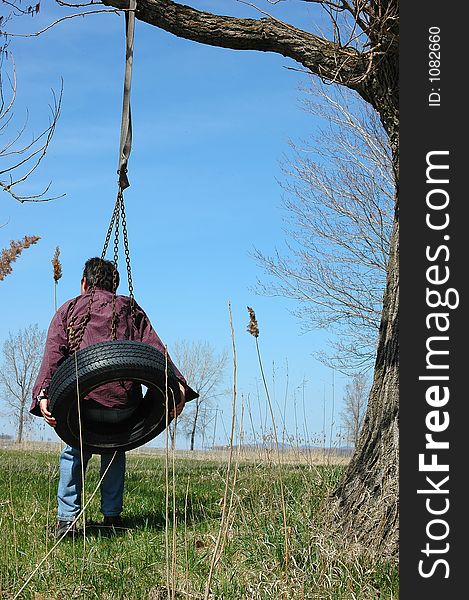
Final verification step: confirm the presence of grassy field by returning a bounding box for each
[0,447,398,599]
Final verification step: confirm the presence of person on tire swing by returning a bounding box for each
[30,257,198,539]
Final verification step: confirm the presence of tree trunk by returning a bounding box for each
[329,52,399,560]
[331,218,398,558]
[17,397,25,444]
[190,401,200,451]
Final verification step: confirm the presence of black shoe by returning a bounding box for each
[55,520,77,539]
[103,515,123,528]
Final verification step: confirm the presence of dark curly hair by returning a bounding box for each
[82,257,120,292]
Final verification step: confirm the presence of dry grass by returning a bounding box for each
[4,440,351,466]
[0,447,397,599]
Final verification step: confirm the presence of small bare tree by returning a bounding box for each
[340,372,369,448]
[172,340,227,451]
[255,83,394,374]
[0,324,45,443]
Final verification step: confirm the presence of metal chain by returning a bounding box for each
[110,192,121,340]
[120,192,136,324]
[102,196,120,261]
[68,188,136,352]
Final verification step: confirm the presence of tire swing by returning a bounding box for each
[49,0,185,453]
[49,341,182,454]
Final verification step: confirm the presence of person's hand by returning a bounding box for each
[38,397,57,428]
[169,383,186,418]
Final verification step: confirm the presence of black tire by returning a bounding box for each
[48,340,181,454]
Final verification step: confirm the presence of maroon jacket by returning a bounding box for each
[30,289,197,416]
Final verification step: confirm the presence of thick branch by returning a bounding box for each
[102,0,369,89]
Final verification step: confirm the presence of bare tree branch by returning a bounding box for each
[0,54,64,202]
[1,0,397,137]
[99,0,370,90]
[1,7,121,38]
[254,81,393,373]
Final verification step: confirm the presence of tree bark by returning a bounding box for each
[17,407,24,443]
[330,52,399,559]
[332,216,398,558]
[17,395,26,443]
[102,0,399,558]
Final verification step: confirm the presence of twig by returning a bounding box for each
[164,346,171,598]
[74,350,88,580]
[235,0,297,31]
[1,9,121,38]
[203,301,238,600]
[171,388,178,600]
[56,0,102,7]
[1,81,65,202]
[183,477,190,594]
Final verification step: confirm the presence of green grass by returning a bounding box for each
[0,449,398,599]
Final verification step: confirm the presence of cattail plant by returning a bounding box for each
[0,235,41,281]
[247,306,259,338]
[247,306,290,573]
[51,246,62,311]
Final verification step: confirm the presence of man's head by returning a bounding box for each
[81,258,120,294]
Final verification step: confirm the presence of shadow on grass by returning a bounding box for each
[76,507,211,538]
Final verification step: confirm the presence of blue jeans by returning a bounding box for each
[57,445,125,522]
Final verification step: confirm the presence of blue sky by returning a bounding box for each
[1,1,351,448]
